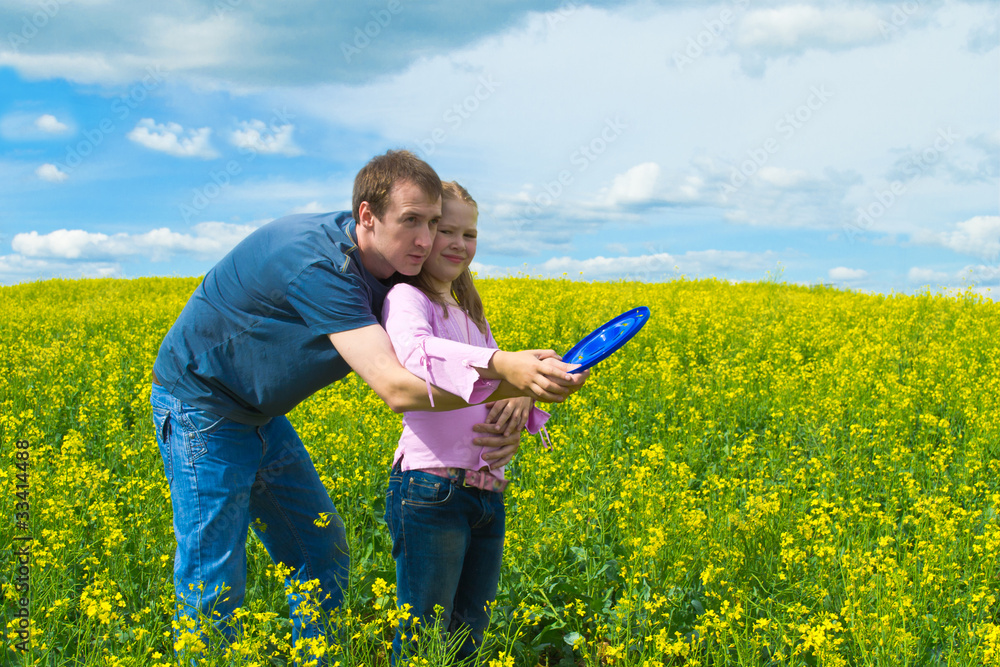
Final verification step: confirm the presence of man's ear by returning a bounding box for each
[358,201,378,230]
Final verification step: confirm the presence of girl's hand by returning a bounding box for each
[488,350,588,402]
[483,397,534,436]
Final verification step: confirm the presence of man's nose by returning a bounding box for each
[415,223,433,248]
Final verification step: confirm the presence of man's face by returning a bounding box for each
[365,180,442,278]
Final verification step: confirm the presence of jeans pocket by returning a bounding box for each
[177,406,227,462]
[492,492,507,528]
[386,487,403,559]
[152,407,174,485]
[385,476,400,522]
[404,473,453,507]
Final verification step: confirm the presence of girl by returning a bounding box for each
[382,182,550,664]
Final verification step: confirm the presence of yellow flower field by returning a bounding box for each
[1,276,998,666]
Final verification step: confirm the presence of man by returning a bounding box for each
[150,150,587,658]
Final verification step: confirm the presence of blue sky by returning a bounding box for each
[1,0,997,296]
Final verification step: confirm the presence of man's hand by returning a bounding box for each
[473,424,521,469]
[473,396,535,468]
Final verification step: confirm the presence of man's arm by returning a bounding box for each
[328,325,587,413]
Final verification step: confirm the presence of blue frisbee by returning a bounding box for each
[563,306,651,373]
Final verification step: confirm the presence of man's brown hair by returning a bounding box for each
[352,149,442,222]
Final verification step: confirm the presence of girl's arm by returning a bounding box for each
[480,325,548,436]
[380,284,586,408]
[328,324,558,413]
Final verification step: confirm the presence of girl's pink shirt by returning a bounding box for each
[382,283,549,478]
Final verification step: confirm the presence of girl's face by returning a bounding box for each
[422,198,478,292]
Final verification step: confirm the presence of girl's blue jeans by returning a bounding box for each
[385,466,505,665]
[151,382,349,658]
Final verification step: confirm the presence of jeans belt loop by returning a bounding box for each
[418,466,508,493]
[449,468,471,487]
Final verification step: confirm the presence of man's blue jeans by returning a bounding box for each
[151,383,349,654]
[385,467,505,664]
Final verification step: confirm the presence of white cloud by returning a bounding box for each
[602,162,660,206]
[127,119,218,159]
[34,114,69,133]
[0,51,124,85]
[473,249,779,282]
[675,174,705,200]
[757,167,808,188]
[536,253,674,279]
[966,14,1000,54]
[908,267,950,284]
[220,176,353,210]
[288,201,327,214]
[736,5,885,52]
[230,120,303,156]
[829,266,868,281]
[910,215,1000,260]
[11,222,259,261]
[0,11,257,87]
[141,14,255,74]
[1,1,996,296]
[0,253,120,285]
[36,163,68,183]
[13,229,111,259]
[966,264,1000,284]
[0,2,635,88]
[1,111,74,140]
[683,157,860,229]
[907,264,1000,298]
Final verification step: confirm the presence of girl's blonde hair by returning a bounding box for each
[413,181,488,334]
